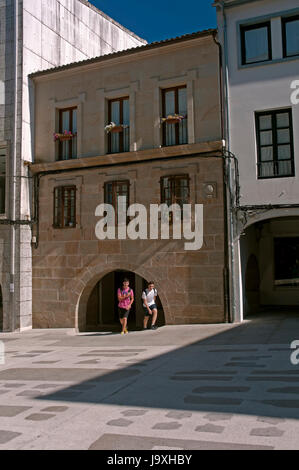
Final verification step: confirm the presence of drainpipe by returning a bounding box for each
[10,0,19,331]
[216,1,237,323]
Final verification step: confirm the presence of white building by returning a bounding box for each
[0,0,146,331]
[214,0,299,321]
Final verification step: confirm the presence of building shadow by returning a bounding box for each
[31,311,299,420]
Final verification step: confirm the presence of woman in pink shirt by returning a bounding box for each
[117,278,134,335]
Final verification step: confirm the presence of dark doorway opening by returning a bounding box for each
[86,270,165,332]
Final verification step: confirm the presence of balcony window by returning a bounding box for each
[53,186,76,228]
[57,107,77,161]
[241,22,272,65]
[107,97,130,154]
[282,15,299,58]
[162,86,188,146]
[256,109,294,179]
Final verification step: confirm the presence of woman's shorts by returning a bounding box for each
[143,304,157,317]
[118,307,130,319]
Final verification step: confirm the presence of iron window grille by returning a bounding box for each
[53,186,77,228]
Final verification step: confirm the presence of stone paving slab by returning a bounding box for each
[0,314,299,449]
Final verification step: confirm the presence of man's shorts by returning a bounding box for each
[118,307,130,319]
[143,304,157,317]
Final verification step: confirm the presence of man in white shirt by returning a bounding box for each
[142,281,158,330]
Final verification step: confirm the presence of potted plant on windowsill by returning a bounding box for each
[105,122,129,134]
[161,114,186,124]
[53,131,77,142]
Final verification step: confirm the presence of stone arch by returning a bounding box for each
[242,207,299,231]
[73,262,171,332]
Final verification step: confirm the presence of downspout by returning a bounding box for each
[10,0,19,331]
[220,0,238,323]
[213,30,231,323]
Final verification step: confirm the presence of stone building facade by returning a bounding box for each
[30,30,228,331]
[0,0,145,331]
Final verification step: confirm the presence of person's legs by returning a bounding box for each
[143,310,150,329]
[151,308,158,327]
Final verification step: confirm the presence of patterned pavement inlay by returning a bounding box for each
[257,417,286,425]
[165,411,193,420]
[259,399,299,408]
[0,406,31,417]
[247,377,299,382]
[3,384,25,388]
[195,424,225,434]
[41,406,69,412]
[203,413,233,422]
[171,376,235,382]
[25,413,55,421]
[16,390,43,397]
[0,430,22,444]
[152,422,182,430]
[184,396,243,406]
[107,418,133,427]
[121,410,148,417]
[225,363,265,368]
[0,368,140,382]
[89,433,273,450]
[250,427,284,437]
[267,387,299,394]
[192,386,250,393]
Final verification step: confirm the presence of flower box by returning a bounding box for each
[53,131,76,142]
[105,122,129,134]
[161,114,186,124]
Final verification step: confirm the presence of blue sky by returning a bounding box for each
[90,1,217,43]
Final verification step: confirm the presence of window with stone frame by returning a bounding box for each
[160,174,190,222]
[255,109,295,179]
[57,107,77,161]
[0,148,6,215]
[162,86,188,147]
[107,97,130,154]
[104,180,130,225]
[53,186,76,229]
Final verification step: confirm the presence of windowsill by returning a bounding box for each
[238,54,299,70]
[257,175,295,180]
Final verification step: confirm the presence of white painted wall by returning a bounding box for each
[217,0,299,207]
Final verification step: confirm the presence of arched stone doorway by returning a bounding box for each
[240,215,299,316]
[80,269,166,332]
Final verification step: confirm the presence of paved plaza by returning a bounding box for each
[0,312,299,450]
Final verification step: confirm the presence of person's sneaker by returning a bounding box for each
[121,331,125,335]
[124,328,128,334]
[151,325,158,330]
